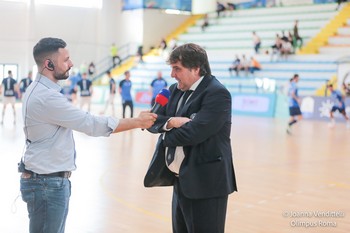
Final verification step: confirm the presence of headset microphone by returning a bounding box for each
[47,60,55,71]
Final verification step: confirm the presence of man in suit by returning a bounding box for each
[145,43,237,233]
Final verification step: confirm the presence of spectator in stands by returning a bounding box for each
[327,84,350,129]
[252,31,261,54]
[288,31,295,53]
[110,43,121,67]
[216,1,226,18]
[160,38,167,50]
[201,14,209,32]
[248,56,262,75]
[270,33,282,62]
[293,20,303,50]
[226,2,236,16]
[228,55,241,76]
[241,54,250,76]
[336,0,348,10]
[280,39,292,60]
[281,30,288,43]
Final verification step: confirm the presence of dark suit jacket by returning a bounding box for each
[145,74,237,199]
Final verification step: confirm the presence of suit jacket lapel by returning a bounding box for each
[178,75,213,114]
[167,85,183,116]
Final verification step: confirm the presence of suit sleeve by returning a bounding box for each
[163,86,231,147]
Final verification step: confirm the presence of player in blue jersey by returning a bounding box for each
[0,70,19,124]
[287,74,302,134]
[327,84,349,129]
[119,70,133,118]
[150,71,168,107]
[19,71,33,96]
[75,72,93,112]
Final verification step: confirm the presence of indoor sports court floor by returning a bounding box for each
[0,105,349,233]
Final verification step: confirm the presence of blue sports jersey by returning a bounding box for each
[76,79,92,96]
[288,82,299,107]
[119,79,132,101]
[2,77,17,97]
[20,78,33,93]
[151,78,167,98]
[331,90,345,109]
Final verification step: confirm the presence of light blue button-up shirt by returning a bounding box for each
[22,74,119,174]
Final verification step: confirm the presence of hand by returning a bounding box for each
[167,117,191,129]
[137,111,157,129]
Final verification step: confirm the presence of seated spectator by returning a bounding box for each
[281,30,288,43]
[201,14,209,32]
[228,55,241,76]
[240,54,250,76]
[226,2,236,16]
[270,34,282,62]
[216,1,226,18]
[280,39,292,60]
[249,56,262,74]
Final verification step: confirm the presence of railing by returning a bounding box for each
[91,42,139,82]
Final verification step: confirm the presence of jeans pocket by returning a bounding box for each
[20,187,35,214]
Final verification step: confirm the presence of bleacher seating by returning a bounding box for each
[127,3,340,97]
[319,18,350,54]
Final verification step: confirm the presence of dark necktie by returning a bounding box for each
[176,90,193,114]
[166,90,193,166]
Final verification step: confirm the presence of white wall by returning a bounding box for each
[143,9,190,52]
[192,0,216,14]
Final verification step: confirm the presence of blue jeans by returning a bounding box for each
[20,176,71,233]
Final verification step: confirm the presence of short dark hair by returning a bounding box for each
[167,43,211,76]
[33,37,67,66]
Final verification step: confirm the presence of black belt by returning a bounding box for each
[22,170,71,178]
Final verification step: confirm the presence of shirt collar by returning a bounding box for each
[189,76,204,92]
[35,73,62,92]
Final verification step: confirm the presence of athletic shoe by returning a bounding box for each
[286,125,292,135]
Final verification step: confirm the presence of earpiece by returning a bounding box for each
[47,60,55,71]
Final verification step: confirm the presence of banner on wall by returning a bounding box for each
[232,93,277,117]
[122,0,192,11]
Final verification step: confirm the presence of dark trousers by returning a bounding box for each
[122,100,133,118]
[172,179,228,233]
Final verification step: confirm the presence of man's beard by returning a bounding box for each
[54,69,70,80]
